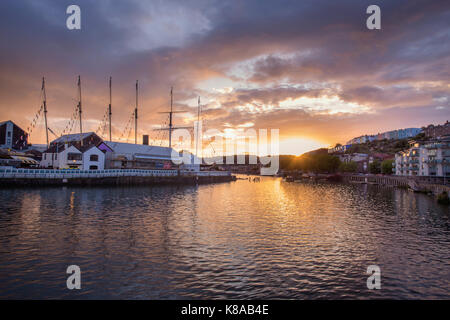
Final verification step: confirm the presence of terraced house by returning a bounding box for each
[395,135,450,177]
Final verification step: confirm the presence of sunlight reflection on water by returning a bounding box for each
[0,177,449,299]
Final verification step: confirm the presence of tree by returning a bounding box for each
[339,161,358,173]
[369,160,381,174]
[381,159,394,175]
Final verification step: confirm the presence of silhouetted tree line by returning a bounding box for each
[280,153,394,175]
[279,153,341,173]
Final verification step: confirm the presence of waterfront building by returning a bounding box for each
[40,132,111,170]
[394,135,450,177]
[339,153,369,172]
[41,144,106,170]
[104,142,201,172]
[0,120,28,150]
[104,141,175,170]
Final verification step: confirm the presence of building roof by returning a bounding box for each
[51,132,96,144]
[10,155,39,165]
[26,144,47,152]
[105,142,174,160]
[44,143,103,154]
[0,120,26,131]
[0,149,12,159]
[45,144,74,154]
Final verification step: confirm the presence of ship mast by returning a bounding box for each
[196,96,201,158]
[78,75,83,147]
[169,86,173,148]
[42,77,49,148]
[154,86,191,149]
[109,77,112,142]
[135,80,138,144]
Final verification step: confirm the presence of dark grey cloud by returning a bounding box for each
[0,0,448,147]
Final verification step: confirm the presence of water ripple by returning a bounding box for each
[0,177,449,299]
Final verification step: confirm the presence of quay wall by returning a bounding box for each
[342,174,450,195]
[0,168,235,187]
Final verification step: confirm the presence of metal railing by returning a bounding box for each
[0,168,231,179]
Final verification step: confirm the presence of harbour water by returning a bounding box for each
[0,177,449,299]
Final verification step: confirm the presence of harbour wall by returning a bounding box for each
[0,168,236,187]
[342,174,450,195]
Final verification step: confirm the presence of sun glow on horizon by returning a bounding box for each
[279,137,327,156]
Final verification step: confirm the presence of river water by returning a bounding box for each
[0,177,449,299]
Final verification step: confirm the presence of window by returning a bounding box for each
[55,154,57,160]
[7,131,11,137]
[90,154,99,162]
[89,165,98,170]
[67,153,82,161]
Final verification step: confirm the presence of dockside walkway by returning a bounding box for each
[0,168,234,187]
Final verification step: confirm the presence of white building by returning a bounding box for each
[40,132,109,170]
[104,142,201,172]
[105,142,175,170]
[347,128,422,145]
[394,136,450,177]
[82,146,106,170]
[40,144,106,170]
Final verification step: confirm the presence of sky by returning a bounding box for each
[0,0,449,155]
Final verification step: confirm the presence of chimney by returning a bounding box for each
[143,135,149,145]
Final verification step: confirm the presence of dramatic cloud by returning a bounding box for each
[0,0,448,154]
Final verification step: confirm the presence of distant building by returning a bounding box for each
[328,144,351,154]
[0,120,28,150]
[371,153,392,162]
[339,153,368,163]
[397,128,422,139]
[394,135,450,177]
[346,128,421,145]
[339,153,369,172]
[421,121,450,139]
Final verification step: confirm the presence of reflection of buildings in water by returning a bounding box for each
[17,191,42,242]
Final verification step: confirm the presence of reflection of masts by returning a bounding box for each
[42,77,49,148]
[108,77,112,142]
[77,75,83,147]
[154,86,191,148]
[135,80,138,144]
